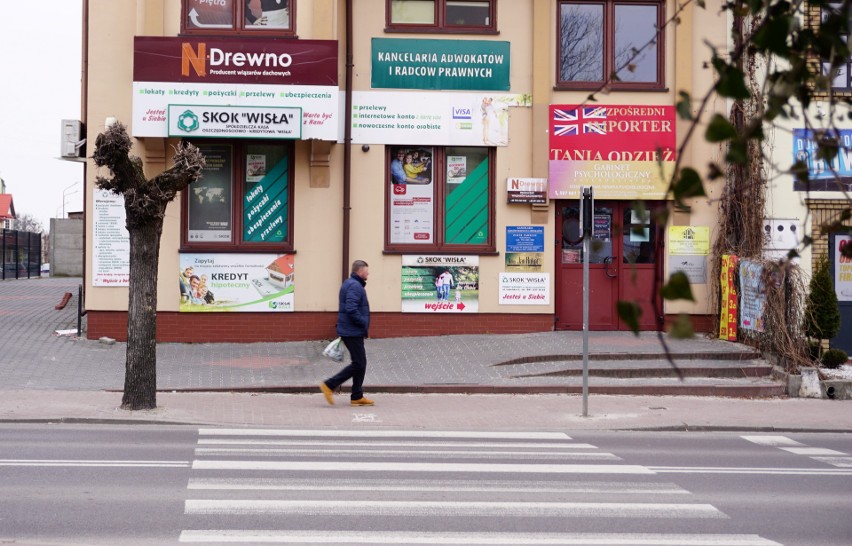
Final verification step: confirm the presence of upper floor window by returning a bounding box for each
[387,0,496,33]
[182,0,295,35]
[557,0,665,90]
[821,2,852,91]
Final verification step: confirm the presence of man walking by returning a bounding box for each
[320,260,374,406]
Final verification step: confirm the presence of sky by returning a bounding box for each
[0,0,84,231]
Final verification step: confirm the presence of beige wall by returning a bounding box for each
[85,0,730,318]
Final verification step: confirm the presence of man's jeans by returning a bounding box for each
[325,336,367,400]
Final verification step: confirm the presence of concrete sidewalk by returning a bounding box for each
[1,276,850,431]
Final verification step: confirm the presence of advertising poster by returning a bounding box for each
[179,253,294,312]
[835,235,852,302]
[792,129,852,191]
[92,190,130,287]
[669,226,711,255]
[548,105,676,199]
[499,273,550,305]
[719,254,739,341]
[739,260,766,332]
[447,156,467,185]
[243,154,289,243]
[401,256,479,313]
[507,177,547,204]
[372,38,510,91]
[389,146,435,244]
[188,144,233,242]
[349,91,530,147]
[246,154,266,183]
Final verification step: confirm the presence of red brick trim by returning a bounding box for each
[86,311,556,342]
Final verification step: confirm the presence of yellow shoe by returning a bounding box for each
[351,397,375,406]
[319,382,335,405]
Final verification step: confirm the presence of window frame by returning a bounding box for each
[384,145,496,254]
[180,0,297,37]
[820,2,852,92]
[385,0,498,34]
[180,139,296,253]
[555,0,666,91]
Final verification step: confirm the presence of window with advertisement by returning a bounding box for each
[182,0,296,35]
[183,140,294,251]
[386,145,494,252]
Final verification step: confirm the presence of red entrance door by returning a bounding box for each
[555,200,662,331]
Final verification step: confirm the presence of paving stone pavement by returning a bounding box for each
[2,276,850,431]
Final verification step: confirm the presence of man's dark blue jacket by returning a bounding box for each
[336,272,370,337]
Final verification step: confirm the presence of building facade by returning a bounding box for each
[82,0,729,342]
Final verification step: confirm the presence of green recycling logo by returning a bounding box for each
[177,109,199,132]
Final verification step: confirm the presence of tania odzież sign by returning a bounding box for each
[548,105,677,200]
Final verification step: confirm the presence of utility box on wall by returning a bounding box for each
[763,218,802,262]
[60,119,85,158]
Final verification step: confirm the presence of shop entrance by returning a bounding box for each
[555,200,663,331]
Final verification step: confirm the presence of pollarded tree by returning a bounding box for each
[92,122,205,410]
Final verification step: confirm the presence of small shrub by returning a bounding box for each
[821,348,849,369]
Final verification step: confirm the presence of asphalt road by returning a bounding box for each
[1,424,850,545]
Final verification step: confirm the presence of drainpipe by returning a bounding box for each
[341,0,354,281]
[81,0,89,318]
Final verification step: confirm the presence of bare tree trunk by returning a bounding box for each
[121,212,165,410]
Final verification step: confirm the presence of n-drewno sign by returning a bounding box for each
[132,37,338,140]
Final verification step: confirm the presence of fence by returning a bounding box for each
[2,229,42,280]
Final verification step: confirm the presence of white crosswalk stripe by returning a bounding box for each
[181,429,780,544]
[742,434,852,468]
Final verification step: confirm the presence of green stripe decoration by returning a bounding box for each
[243,156,289,243]
[445,158,489,244]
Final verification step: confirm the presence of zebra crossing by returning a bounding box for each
[179,428,780,545]
[741,435,852,468]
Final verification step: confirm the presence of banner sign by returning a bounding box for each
[835,235,852,302]
[792,129,852,191]
[132,38,337,140]
[167,104,301,139]
[507,177,547,204]
[92,190,130,287]
[668,226,710,255]
[505,253,543,271]
[348,91,530,146]
[372,38,510,91]
[179,253,294,312]
[719,254,739,341]
[401,256,479,313]
[670,255,707,284]
[499,273,550,305]
[506,226,545,253]
[739,259,766,332]
[548,105,677,199]
[134,37,337,86]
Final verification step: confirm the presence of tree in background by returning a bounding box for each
[12,213,44,233]
[92,122,205,410]
[804,257,841,356]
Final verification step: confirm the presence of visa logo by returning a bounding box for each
[452,107,472,119]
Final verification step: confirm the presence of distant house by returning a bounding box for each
[0,193,16,230]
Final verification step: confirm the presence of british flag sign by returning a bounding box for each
[552,107,607,137]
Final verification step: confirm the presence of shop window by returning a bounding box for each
[182,141,294,251]
[387,0,496,32]
[182,0,295,35]
[386,145,494,252]
[557,0,665,90]
[821,3,852,91]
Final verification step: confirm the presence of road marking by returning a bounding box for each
[811,456,852,467]
[187,477,689,495]
[179,530,779,544]
[191,460,654,474]
[198,428,570,440]
[193,447,620,460]
[184,499,724,518]
[0,459,188,468]
[740,435,803,447]
[649,466,852,476]
[779,447,847,456]
[196,439,599,449]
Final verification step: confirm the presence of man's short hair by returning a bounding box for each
[351,260,369,274]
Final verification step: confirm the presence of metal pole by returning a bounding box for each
[582,211,590,417]
[77,284,83,337]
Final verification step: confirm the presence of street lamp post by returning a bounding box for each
[60,181,79,219]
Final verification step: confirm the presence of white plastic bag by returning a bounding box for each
[322,337,345,362]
